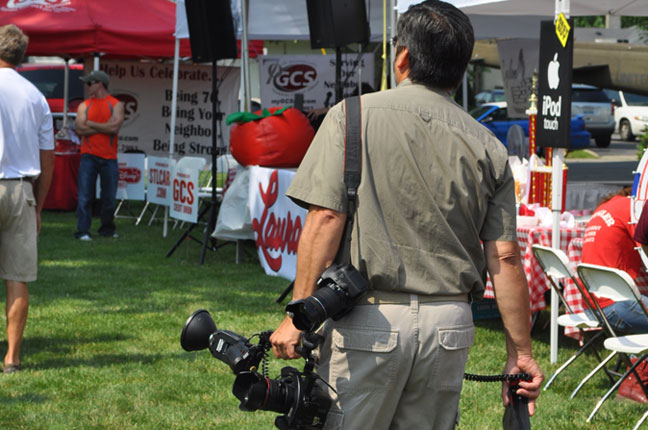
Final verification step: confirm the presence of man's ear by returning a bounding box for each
[395,46,410,78]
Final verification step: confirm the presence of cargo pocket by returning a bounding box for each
[429,324,474,390]
[329,326,399,393]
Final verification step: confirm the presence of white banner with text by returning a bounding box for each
[117,153,145,201]
[84,60,240,159]
[147,156,175,206]
[259,54,375,111]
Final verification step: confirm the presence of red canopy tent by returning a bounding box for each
[0,0,263,59]
[0,0,192,58]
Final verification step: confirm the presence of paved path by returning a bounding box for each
[565,138,640,184]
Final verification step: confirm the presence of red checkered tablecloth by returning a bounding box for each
[485,225,585,313]
[562,237,648,339]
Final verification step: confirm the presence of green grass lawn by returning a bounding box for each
[1,208,646,429]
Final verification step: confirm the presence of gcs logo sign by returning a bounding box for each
[114,92,138,125]
[273,65,317,92]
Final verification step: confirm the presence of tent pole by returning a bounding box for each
[165,37,181,238]
[390,0,397,89]
[55,58,70,140]
[241,0,251,112]
[550,0,569,365]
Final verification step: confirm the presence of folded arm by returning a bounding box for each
[75,101,125,136]
[86,102,125,134]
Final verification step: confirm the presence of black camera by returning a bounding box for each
[286,263,369,332]
[180,310,332,430]
[180,309,270,374]
[234,365,331,430]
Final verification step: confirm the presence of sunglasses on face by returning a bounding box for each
[85,81,98,86]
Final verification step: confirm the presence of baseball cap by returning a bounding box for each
[79,70,109,85]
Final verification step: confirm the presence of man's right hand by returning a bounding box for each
[270,315,302,359]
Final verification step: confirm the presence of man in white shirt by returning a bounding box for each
[0,24,54,374]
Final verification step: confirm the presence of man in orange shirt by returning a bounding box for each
[74,70,124,240]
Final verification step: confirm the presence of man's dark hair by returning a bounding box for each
[397,0,474,90]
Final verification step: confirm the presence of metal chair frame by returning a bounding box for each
[576,263,648,423]
[531,245,618,393]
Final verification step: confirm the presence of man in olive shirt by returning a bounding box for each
[270,2,543,429]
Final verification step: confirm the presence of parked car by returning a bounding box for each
[604,89,648,141]
[571,84,615,148]
[475,88,505,105]
[470,102,591,149]
[16,63,84,114]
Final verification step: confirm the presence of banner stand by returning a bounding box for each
[165,61,233,265]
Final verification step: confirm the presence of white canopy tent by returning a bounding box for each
[247,0,559,41]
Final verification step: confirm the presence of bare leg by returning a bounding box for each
[5,280,28,366]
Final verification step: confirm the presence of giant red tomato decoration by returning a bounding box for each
[229,107,315,168]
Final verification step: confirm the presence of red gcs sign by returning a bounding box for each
[173,178,194,205]
[273,64,317,92]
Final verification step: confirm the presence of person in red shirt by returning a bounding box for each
[634,200,648,254]
[581,188,648,333]
[74,70,124,241]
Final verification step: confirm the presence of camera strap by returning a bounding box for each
[334,95,362,266]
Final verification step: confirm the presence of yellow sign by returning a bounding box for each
[555,13,570,48]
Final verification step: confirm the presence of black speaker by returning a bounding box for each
[306,0,370,49]
[185,0,238,63]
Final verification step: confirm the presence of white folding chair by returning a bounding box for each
[576,263,648,423]
[591,334,648,424]
[176,156,206,172]
[531,245,612,392]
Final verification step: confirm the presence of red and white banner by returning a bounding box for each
[116,152,145,201]
[147,156,174,206]
[249,166,307,280]
[170,167,199,223]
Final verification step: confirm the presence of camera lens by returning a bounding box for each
[287,284,348,332]
[233,371,293,414]
[286,296,327,332]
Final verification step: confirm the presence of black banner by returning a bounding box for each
[537,16,574,148]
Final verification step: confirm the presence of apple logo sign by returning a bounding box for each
[547,53,560,90]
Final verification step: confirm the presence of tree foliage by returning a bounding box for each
[574,16,648,43]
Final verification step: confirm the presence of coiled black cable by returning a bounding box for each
[464,373,531,383]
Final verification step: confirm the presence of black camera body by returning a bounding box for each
[286,263,369,332]
[209,329,270,375]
